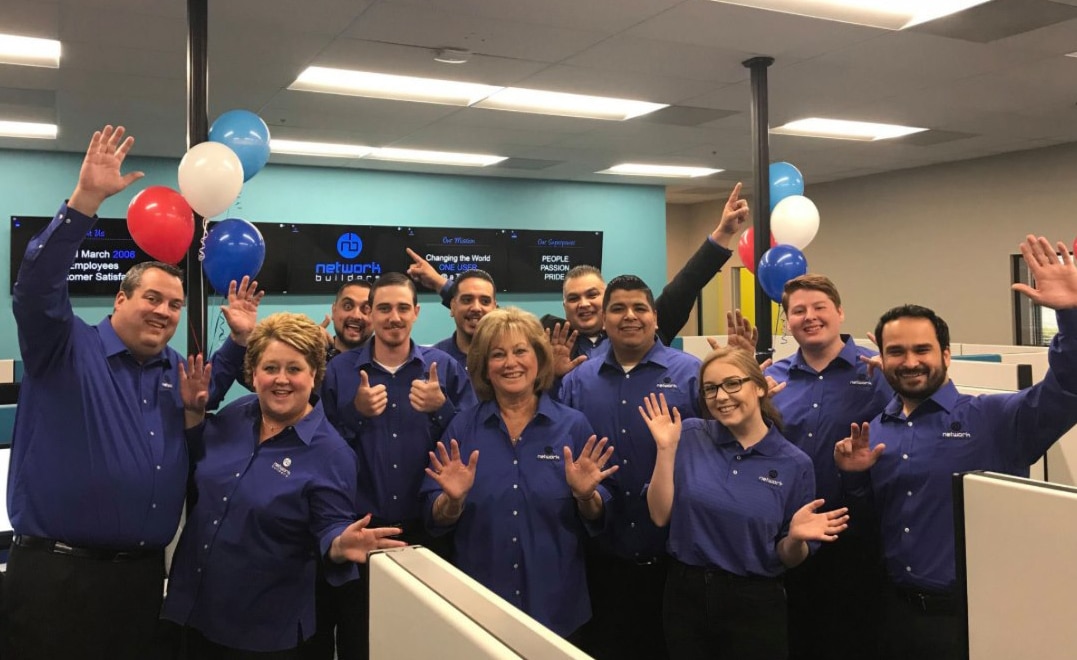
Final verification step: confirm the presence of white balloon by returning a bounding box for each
[178,142,244,218]
[771,195,819,249]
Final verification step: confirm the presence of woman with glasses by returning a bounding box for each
[640,346,849,660]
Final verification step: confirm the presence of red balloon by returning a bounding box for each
[127,186,195,264]
[737,228,776,275]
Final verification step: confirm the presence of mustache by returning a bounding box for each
[896,367,929,377]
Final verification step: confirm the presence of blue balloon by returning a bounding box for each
[769,161,804,212]
[209,110,271,182]
[757,244,808,303]
[202,218,265,295]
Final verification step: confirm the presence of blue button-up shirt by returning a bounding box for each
[322,339,476,523]
[668,419,815,577]
[432,332,468,368]
[767,336,892,508]
[162,395,359,652]
[560,340,701,561]
[9,203,243,549]
[420,395,608,637]
[853,309,1077,592]
[573,332,608,361]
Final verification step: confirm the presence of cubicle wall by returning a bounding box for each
[956,472,1077,659]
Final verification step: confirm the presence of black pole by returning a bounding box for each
[185,0,209,355]
[743,56,774,363]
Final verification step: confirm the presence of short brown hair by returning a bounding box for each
[244,312,327,389]
[467,307,554,402]
[698,346,782,431]
[781,274,842,313]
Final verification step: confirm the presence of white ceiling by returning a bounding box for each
[4,0,1077,203]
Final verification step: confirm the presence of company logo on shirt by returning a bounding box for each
[536,445,562,461]
[655,377,680,390]
[941,422,972,439]
[758,469,783,487]
[848,379,873,387]
[160,380,174,390]
[272,461,292,477]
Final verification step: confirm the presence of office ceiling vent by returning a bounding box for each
[493,158,563,170]
[643,106,738,127]
[909,0,1077,43]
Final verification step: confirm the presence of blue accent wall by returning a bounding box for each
[1,149,667,360]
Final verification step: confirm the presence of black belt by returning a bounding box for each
[672,558,779,584]
[13,535,162,562]
[891,584,957,615]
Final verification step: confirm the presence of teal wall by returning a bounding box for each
[0,149,668,362]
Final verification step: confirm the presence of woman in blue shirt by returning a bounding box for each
[641,346,849,660]
[421,307,618,639]
[164,312,405,657]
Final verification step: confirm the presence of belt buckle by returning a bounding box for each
[52,541,75,556]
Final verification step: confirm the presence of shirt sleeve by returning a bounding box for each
[654,237,732,345]
[439,279,453,309]
[310,444,362,586]
[12,203,92,376]
[206,337,247,410]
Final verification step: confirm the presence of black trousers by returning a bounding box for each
[663,559,788,660]
[578,551,669,660]
[785,532,884,660]
[880,585,966,660]
[158,623,300,660]
[1,540,165,660]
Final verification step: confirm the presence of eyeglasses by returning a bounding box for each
[701,378,751,399]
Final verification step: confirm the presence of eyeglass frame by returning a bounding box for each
[701,377,752,399]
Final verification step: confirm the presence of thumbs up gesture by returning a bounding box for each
[354,370,388,417]
[410,362,447,413]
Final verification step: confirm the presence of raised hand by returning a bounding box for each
[726,309,758,352]
[410,363,447,413]
[563,435,619,501]
[220,275,265,346]
[547,322,586,376]
[639,393,682,451]
[1012,235,1077,310]
[354,370,388,417]
[406,247,449,292]
[320,314,334,348]
[833,422,885,472]
[788,499,849,543]
[70,125,145,217]
[178,353,212,413]
[858,353,883,379]
[712,182,750,248]
[330,514,406,564]
[426,439,479,502]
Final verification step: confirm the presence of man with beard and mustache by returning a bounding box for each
[323,281,373,360]
[432,270,497,367]
[834,234,1077,660]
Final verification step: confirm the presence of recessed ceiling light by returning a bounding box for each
[772,118,927,141]
[475,88,667,121]
[0,33,61,68]
[0,120,57,139]
[270,139,373,158]
[597,164,723,178]
[289,67,501,106]
[708,0,992,30]
[434,48,470,64]
[367,148,506,167]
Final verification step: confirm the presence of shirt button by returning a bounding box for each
[902,454,909,460]
[904,527,910,533]
[907,421,913,427]
[139,541,145,547]
[213,519,219,525]
[732,469,738,475]
[625,374,630,379]
[515,590,520,595]
[907,491,913,497]
[149,431,156,436]
[151,503,157,509]
[624,490,631,496]
[630,522,636,528]
[621,429,627,434]
[143,399,148,404]
[818,375,823,380]
[621,400,627,404]
[204,544,209,549]
[735,456,742,461]
[812,403,818,408]
[905,566,912,572]
[235,473,240,478]
[513,484,518,489]
[391,403,397,408]
[223,496,228,502]
[807,433,814,438]
[197,568,202,573]
[156,465,161,471]
[513,563,518,569]
[393,464,398,469]
[512,537,518,543]
[392,433,398,438]
[393,495,398,500]
[513,510,518,516]
[513,460,518,465]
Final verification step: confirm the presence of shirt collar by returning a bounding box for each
[790,334,856,372]
[98,316,172,366]
[357,338,424,369]
[478,393,557,427]
[881,379,958,421]
[713,422,785,457]
[600,337,668,371]
[242,394,324,446]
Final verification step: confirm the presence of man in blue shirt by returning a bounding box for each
[431,270,498,367]
[835,234,1077,660]
[323,280,373,361]
[3,125,258,660]
[321,272,476,660]
[762,275,893,660]
[559,274,702,659]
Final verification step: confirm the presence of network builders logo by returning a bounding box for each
[314,232,382,283]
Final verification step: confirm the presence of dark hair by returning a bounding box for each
[874,304,950,351]
[120,261,184,297]
[781,274,841,313]
[602,274,655,310]
[449,269,496,299]
[335,280,371,302]
[369,272,417,305]
[698,347,783,431]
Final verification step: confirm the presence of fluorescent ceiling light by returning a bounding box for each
[289,66,501,106]
[598,164,723,178]
[0,120,57,139]
[474,88,667,120]
[271,139,372,158]
[0,33,61,68]
[708,1,992,30]
[367,148,506,167]
[772,118,926,141]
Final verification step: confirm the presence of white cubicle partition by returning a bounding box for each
[958,472,1077,660]
[369,547,590,660]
